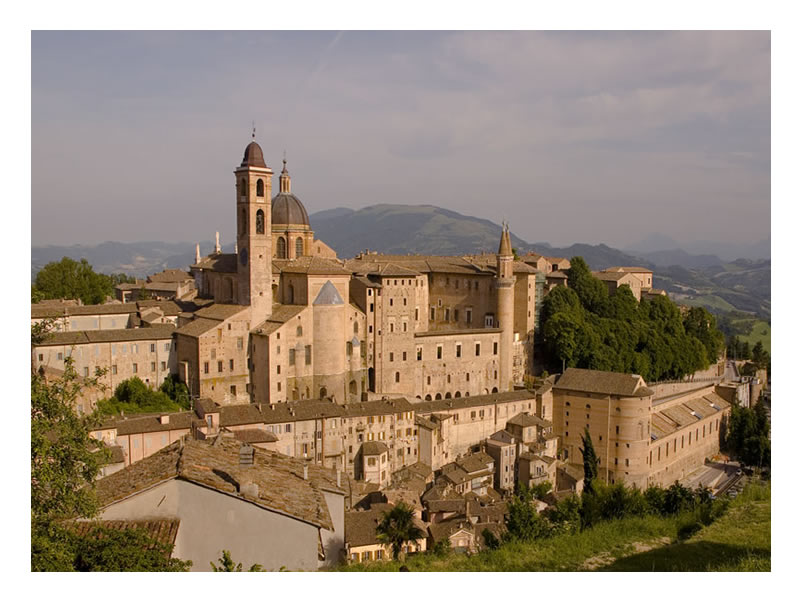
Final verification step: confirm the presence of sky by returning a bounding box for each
[31,30,770,250]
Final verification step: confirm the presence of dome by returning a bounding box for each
[272,192,310,227]
[241,141,266,168]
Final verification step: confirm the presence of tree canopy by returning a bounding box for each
[540,257,724,381]
[375,502,424,560]
[33,257,135,305]
[95,376,190,416]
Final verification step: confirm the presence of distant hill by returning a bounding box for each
[32,203,770,318]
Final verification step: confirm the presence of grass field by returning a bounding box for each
[734,318,771,353]
[338,482,770,572]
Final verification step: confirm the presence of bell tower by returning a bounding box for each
[235,132,273,326]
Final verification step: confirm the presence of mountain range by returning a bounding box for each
[32,204,770,318]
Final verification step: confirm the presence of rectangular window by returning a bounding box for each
[204,361,210,374]
[151,362,156,372]
[430,307,435,321]
[402,351,407,361]
[389,352,394,362]
[237,337,243,350]
[229,359,234,371]
[161,361,166,371]
[218,361,223,373]
[417,347,422,361]
[112,365,117,375]
[456,343,462,358]
[83,367,89,377]
[164,343,170,351]
[305,345,312,365]
[466,308,472,324]
[437,345,443,359]
[395,372,400,383]
[445,308,450,321]
[150,343,155,353]
[493,342,498,355]
[133,363,138,374]
[289,349,296,365]
[475,342,481,356]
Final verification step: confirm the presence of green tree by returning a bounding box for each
[506,484,550,541]
[375,502,424,560]
[95,377,183,416]
[751,341,769,369]
[211,550,264,572]
[683,306,724,364]
[159,375,191,410]
[73,525,191,571]
[580,427,599,489]
[566,256,609,315]
[34,257,115,305]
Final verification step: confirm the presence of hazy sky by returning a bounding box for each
[31,31,770,248]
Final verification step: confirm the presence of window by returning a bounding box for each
[417,347,422,361]
[295,237,304,257]
[112,365,117,375]
[466,308,473,324]
[415,308,419,321]
[57,352,63,361]
[164,342,170,351]
[237,337,244,350]
[216,360,222,373]
[230,385,237,396]
[161,361,166,371]
[229,359,234,371]
[151,362,156,372]
[430,307,435,320]
[289,349,296,365]
[256,178,264,197]
[445,308,450,321]
[305,345,312,365]
[493,342,498,355]
[277,237,287,258]
[150,343,156,353]
[402,351,407,361]
[437,345,443,359]
[454,309,459,321]
[475,342,481,356]
[133,363,138,374]
[296,325,303,337]
[485,315,494,327]
[395,372,400,383]
[471,411,476,420]
[204,362,210,374]
[83,367,89,377]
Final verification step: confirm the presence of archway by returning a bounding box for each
[435,393,442,400]
[454,391,461,398]
[424,394,432,401]
[319,386,328,399]
[491,387,498,393]
[445,392,452,399]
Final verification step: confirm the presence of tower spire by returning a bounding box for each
[195,243,201,264]
[280,154,291,194]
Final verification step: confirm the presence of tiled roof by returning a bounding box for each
[175,318,220,338]
[35,325,176,347]
[148,269,192,283]
[554,368,652,397]
[253,304,308,335]
[507,412,551,428]
[345,255,494,276]
[68,519,180,550]
[232,428,279,444]
[95,437,342,530]
[194,253,237,273]
[341,397,415,418]
[98,412,198,436]
[488,429,516,445]
[456,451,494,475]
[414,327,502,338]
[428,518,473,544]
[416,390,535,414]
[593,271,632,282]
[345,506,427,548]
[194,303,248,321]
[361,441,390,456]
[274,256,352,275]
[604,266,653,274]
[253,400,346,424]
[546,271,568,279]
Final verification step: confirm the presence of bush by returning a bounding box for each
[96,377,183,416]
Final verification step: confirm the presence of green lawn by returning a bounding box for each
[338,483,770,572]
[734,318,771,353]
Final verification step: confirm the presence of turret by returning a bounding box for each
[496,223,515,391]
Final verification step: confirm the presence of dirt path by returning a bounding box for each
[580,536,673,571]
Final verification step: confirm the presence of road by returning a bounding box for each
[723,360,739,382]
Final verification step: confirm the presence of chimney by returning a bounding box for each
[195,243,201,264]
[214,231,221,253]
[303,465,309,480]
[239,443,254,467]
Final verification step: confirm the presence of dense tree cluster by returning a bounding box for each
[95,376,191,416]
[541,257,724,381]
[32,257,135,305]
[726,401,771,468]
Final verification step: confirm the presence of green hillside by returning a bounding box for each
[338,483,770,572]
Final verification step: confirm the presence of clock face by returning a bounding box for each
[240,248,248,266]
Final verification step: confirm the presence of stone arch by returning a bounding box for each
[435,393,442,400]
[492,387,498,393]
[445,392,452,399]
[454,391,461,398]
[425,394,432,401]
[277,237,287,259]
[319,386,328,399]
[483,388,490,395]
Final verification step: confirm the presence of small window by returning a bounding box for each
[289,349,296,365]
[305,345,312,365]
[475,343,481,356]
[256,178,265,197]
[218,361,223,373]
[395,372,400,383]
[133,363,138,374]
[150,343,155,353]
[493,342,498,355]
[437,345,443,360]
[229,359,234,371]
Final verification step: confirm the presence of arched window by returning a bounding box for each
[296,326,303,337]
[295,237,304,257]
[319,386,327,399]
[445,392,452,399]
[256,179,264,197]
[492,387,499,394]
[435,393,442,400]
[256,209,265,234]
[455,391,461,398]
[425,394,432,401]
[277,237,287,259]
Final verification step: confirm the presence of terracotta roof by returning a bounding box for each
[147,269,192,283]
[194,253,237,273]
[68,519,180,550]
[341,397,415,419]
[35,325,176,347]
[414,327,502,338]
[546,271,568,279]
[194,303,248,321]
[593,271,632,282]
[95,437,341,530]
[488,429,516,445]
[456,451,494,475]
[253,400,346,424]
[554,368,652,397]
[416,390,535,414]
[274,256,351,276]
[345,506,426,548]
[175,317,221,338]
[361,441,390,456]
[98,412,198,436]
[32,303,139,318]
[507,412,551,428]
[429,518,473,544]
[345,255,493,276]
[254,304,308,335]
[604,266,653,274]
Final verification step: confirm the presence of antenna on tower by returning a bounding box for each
[252,121,256,140]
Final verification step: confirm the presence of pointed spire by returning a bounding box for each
[195,243,201,264]
[498,222,512,257]
[279,154,291,194]
[215,231,221,253]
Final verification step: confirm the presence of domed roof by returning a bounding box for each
[241,141,267,168]
[272,192,310,227]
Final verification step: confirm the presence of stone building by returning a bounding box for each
[552,368,731,489]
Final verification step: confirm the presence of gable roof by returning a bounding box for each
[194,253,237,273]
[95,437,343,530]
[507,412,551,428]
[554,368,652,397]
[35,325,176,347]
[361,441,390,456]
[275,256,352,276]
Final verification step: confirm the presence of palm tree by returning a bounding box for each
[375,502,424,561]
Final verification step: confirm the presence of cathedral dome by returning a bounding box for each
[272,192,310,227]
[241,141,267,168]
